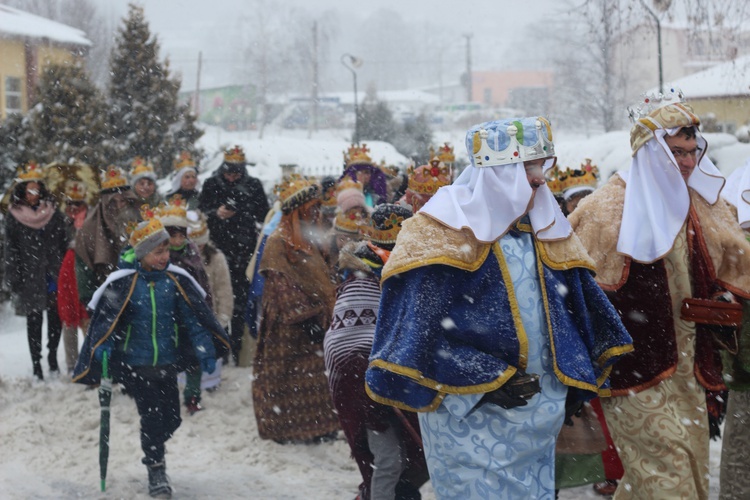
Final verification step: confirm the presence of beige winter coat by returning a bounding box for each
[201,244,234,329]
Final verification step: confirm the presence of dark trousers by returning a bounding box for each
[26,292,62,367]
[228,260,250,363]
[121,365,182,465]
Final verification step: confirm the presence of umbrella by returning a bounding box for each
[98,351,112,492]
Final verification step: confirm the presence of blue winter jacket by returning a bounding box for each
[73,249,231,385]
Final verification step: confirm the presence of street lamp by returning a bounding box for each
[341,53,363,144]
[640,0,664,93]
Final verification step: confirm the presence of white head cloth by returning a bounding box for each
[722,157,750,229]
[617,128,724,263]
[421,156,571,243]
[169,166,201,194]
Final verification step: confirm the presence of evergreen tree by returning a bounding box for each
[23,62,109,167]
[357,100,433,164]
[0,112,29,188]
[356,101,397,145]
[108,4,202,177]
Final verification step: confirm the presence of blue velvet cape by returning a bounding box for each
[366,243,633,412]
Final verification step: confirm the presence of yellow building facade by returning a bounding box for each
[0,6,90,119]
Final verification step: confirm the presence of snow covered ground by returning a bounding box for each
[0,303,725,499]
[2,124,744,498]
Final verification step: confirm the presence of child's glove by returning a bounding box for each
[200,357,216,375]
[94,344,112,363]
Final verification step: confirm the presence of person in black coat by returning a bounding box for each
[198,145,269,364]
[3,163,70,380]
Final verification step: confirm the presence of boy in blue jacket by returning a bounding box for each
[73,209,230,498]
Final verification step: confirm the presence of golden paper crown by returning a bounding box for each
[561,159,599,194]
[430,143,456,165]
[155,195,188,226]
[343,143,372,167]
[360,209,406,245]
[131,156,155,175]
[545,165,563,196]
[407,158,451,195]
[174,151,196,171]
[101,166,129,191]
[224,145,246,164]
[16,161,45,183]
[128,205,166,248]
[64,180,87,201]
[273,174,320,213]
[336,177,364,196]
[378,159,400,178]
[334,207,368,234]
[321,182,338,208]
[188,211,208,244]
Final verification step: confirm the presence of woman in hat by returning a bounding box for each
[166,151,201,210]
[4,162,70,380]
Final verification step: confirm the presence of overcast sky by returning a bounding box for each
[101,0,561,93]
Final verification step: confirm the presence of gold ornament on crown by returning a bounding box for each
[336,177,364,196]
[64,180,87,202]
[128,204,166,248]
[334,207,368,234]
[130,156,155,177]
[273,174,320,212]
[16,161,45,183]
[343,143,372,167]
[360,211,405,244]
[101,165,129,190]
[430,143,455,166]
[545,165,563,196]
[224,145,246,163]
[155,194,188,220]
[561,159,600,193]
[378,159,400,178]
[174,151,196,171]
[407,158,451,195]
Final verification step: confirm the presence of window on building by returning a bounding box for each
[5,77,22,114]
[483,88,492,105]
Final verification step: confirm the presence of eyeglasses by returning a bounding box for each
[26,189,39,196]
[670,147,702,160]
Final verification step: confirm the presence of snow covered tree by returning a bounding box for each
[107,4,202,177]
[22,62,109,167]
[358,97,433,164]
[0,112,29,186]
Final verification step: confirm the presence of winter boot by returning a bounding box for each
[147,462,172,498]
[48,352,59,373]
[32,361,43,381]
[185,396,203,416]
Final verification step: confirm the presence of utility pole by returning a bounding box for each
[463,34,473,102]
[194,51,202,117]
[309,21,319,138]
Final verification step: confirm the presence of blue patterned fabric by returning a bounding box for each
[418,230,566,499]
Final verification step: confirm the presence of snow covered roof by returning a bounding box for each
[649,56,750,99]
[0,5,91,47]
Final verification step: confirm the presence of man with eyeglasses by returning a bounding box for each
[569,89,750,499]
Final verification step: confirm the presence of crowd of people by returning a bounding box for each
[4,87,750,500]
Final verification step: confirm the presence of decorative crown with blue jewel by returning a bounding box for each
[467,117,555,168]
